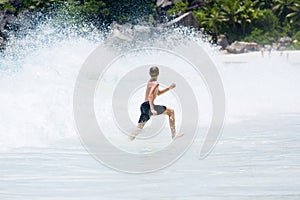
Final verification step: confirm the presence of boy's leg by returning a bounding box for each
[163,108,176,138]
[163,108,184,139]
[129,122,146,140]
[131,102,150,141]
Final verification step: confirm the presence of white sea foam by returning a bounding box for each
[0,19,299,152]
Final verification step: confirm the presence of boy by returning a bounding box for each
[129,66,183,140]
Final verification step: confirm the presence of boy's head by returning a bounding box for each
[149,66,159,78]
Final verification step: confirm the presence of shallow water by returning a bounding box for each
[0,22,300,199]
[1,115,299,200]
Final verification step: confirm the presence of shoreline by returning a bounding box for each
[216,50,300,64]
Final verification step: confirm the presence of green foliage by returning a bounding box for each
[0,0,156,26]
[256,0,276,9]
[292,31,300,49]
[194,7,227,36]
[243,28,281,44]
[253,9,279,32]
[74,0,109,24]
[167,0,189,16]
[272,0,300,25]
[293,31,300,41]
[20,0,64,12]
[0,0,16,13]
[104,0,156,24]
[1,0,300,46]
[193,0,263,40]
[186,0,299,44]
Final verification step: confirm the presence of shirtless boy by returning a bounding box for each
[130,66,182,140]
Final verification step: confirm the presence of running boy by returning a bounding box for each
[130,66,182,140]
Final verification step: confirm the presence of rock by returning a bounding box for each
[0,9,19,33]
[226,41,258,54]
[108,22,134,43]
[1,11,17,29]
[0,0,32,50]
[279,36,292,44]
[156,0,174,21]
[0,10,13,49]
[107,22,161,46]
[277,36,292,50]
[0,36,4,48]
[160,11,200,29]
[0,10,7,32]
[107,22,192,50]
[217,34,229,50]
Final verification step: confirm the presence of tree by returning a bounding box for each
[218,0,243,33]
[103,0,156,24]
[167,0,189,16]
[256,0,276,9]
[272,0,300,25]
[240,0,262,35]
[195,7,228,35]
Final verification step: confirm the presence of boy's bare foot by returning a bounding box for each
[129,126,144,141]
[129,135,135,141]
[172,133,184,140]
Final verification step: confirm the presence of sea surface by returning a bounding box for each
[0,22,299,199]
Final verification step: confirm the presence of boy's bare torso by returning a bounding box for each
[144,81,159,102]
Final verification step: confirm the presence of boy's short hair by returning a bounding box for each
[149,66,159,77]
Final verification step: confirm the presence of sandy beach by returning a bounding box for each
[217,50,300,64]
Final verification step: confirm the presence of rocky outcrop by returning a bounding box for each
[0,10,17,49]
[226,41,258,54]
[0,36,4,49]
[277,37,292,50]
[107,22,161,47]
[217,34,229,50]
[279,36,292,44]
[156,0,202,27]
[107,22,193,50]
[156,0,174,20]
[0,8,32,50]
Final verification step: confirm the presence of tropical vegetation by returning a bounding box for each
[167,0,299,47]
[0,0,299,48]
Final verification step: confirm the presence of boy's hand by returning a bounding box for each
[151,109,157,115]
[169,83,176,89]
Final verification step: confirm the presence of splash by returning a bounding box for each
[0,15,299,152]
[0,17,104,151]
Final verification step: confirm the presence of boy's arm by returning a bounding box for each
[158,87,170,96]
[158,83,176,96]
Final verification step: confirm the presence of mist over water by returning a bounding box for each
[0,16,300,200]
[0,20,104,150]
[0,18,299,152]
[218,53,300,123]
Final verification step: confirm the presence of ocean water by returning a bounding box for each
[0,21,300,199]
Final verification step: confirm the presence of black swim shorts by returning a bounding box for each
[138,101,167,123]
